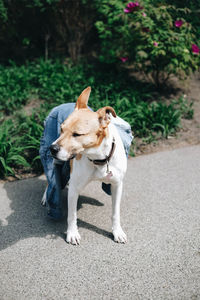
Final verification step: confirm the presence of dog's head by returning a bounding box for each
[50,87,116,161]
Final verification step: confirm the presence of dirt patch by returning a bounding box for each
[23,98,41,115]
[133,72,200,156]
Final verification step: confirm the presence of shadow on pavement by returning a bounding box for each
[1,177,111,251]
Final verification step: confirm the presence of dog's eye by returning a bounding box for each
[72,132,82,137]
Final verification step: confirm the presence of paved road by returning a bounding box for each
[0,145,200,300]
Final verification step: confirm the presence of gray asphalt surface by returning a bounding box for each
[0,145,200,300]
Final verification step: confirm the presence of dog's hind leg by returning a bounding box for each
[111,182,127,243]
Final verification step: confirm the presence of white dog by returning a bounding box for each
[49,87,128,245]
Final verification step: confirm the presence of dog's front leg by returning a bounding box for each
[66,184,81,245]
[111,182,127,243]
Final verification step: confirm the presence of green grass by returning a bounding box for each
[0,59,194,178]
[0,63,34,115]
[0,59,152,116]
[0,119,30,177]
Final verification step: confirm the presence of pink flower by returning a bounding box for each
[120,57,128,63]
[124,2,140,13]
[153,42,158,47]
[191,44,200,54]
[142,12,147,17]
[124,8,131,13]
[175,20,184,27]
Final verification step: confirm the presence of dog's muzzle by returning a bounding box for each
[50,144,60,157]
[50,144,76,160]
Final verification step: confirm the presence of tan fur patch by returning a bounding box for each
[70,159,73,174]
[91,126,109,148]
[75,87,91,110]
[56,101,116,159]
[76,154,82,160]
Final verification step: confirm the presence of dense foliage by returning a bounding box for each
[0,59,194,178]
[0,1,199,86]
[0,1,197,177]
[95,1,200,86]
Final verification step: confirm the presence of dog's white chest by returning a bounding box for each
[92,164,122,184]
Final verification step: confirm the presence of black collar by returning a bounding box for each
[88,138,116,166]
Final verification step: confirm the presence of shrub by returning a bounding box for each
[0,62,34,115]
[111,94,181,138]
[0,110,45,178]
[0,119,30,177]
[0,59,194,178]
[172,95,194,119]
[95,0,200,86]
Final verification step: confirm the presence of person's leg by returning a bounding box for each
[61,160,71,189]
[40,116,63,219]
[46,162,63,220]
[46,160,70,220]
[40,104,77,219]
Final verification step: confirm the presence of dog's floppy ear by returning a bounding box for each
[97,106,116,128]
[75,86,91,110]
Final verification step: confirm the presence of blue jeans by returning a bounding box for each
[39,103,133,220]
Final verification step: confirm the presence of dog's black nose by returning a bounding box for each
[50,144,60,156]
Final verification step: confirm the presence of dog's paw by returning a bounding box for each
[66,229,81,245]
[113,227,127,243]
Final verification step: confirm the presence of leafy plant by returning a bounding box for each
[0,119,30,177]
[0,59,195,178]
[14,111,45,172]
[95,0,200,86]
[0,62,35,114]
[172,95,194,119]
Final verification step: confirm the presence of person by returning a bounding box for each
[39,103,133,220]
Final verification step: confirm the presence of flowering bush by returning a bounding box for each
[95,0,200,86]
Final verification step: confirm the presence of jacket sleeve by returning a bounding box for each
[112,116,133,157]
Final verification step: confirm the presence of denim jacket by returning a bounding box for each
[40,103,133,220]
